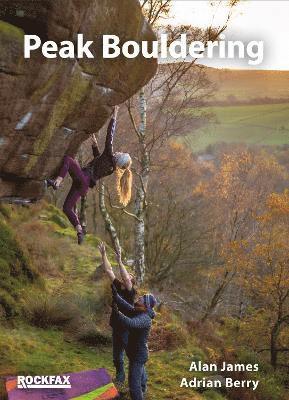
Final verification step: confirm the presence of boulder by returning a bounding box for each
[0,0,157,201]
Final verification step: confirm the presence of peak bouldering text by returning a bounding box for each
[24,33,264,66]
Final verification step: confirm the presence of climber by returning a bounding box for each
[111,285,156,400]
[45,106,132,244]
[98,242,136,385]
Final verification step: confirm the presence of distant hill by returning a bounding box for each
[206,68,289,104]
[184,102,289,152]
[181,68,289,152]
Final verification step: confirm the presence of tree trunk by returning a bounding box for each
[99,181,121,253]
[134,190,146,283]
[270,314,289,369]
[92,190,98,234]
[271,321,279,369]
[134,89,149,283]
[77,147,87,232]
[201,271,230,323]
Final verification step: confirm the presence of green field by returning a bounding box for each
[206,69,289,102]
[184,103,289,152]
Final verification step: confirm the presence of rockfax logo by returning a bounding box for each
[17,375,71,389]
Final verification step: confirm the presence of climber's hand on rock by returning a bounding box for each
[91,133,98,146]
[113,106,119,118]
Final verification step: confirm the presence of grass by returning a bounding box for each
[0,323,112,377]
[0,217,38,318]
[0,202,288,400]
[0,321,208,400]
[148,346,210,400]
[183,103,289,152]
[0,202,217,400]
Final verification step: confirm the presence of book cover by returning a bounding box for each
[0,1,288,399]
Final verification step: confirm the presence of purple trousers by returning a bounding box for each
[59,156,90,227]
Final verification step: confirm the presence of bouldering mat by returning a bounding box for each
[5,369,119,400]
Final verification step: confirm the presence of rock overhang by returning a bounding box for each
[0,0,157,201]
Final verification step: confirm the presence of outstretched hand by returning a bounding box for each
[98,242,106,257]
[91,133,98,146]
[113,105,119,118]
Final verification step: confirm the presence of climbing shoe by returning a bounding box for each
[45,179,58,191]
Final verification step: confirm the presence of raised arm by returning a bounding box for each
[104,106,119,155]
[116,310,151,330]
[98,242,115,282]
[112,287,135,314]
[91,133,100,158]
[115,248,133,291]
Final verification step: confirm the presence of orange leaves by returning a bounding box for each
[211,150,286,206]
[256,191,289,228]
[169,141,184,152]
[192,181,208,196]
[266,190,289,215]
[216,151,253,199]
[229,199,289,309]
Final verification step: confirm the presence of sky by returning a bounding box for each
[168,1,289,70]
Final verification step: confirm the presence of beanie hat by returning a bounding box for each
[143,293,157,309]
[115,152,132,168]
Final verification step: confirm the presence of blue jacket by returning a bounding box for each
[114,294,155,363]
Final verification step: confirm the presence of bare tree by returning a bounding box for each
[99,182,121,253]
[99,1,239,283]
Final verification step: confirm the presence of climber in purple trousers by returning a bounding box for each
[59,156,90,228]
[46,106,133,244]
